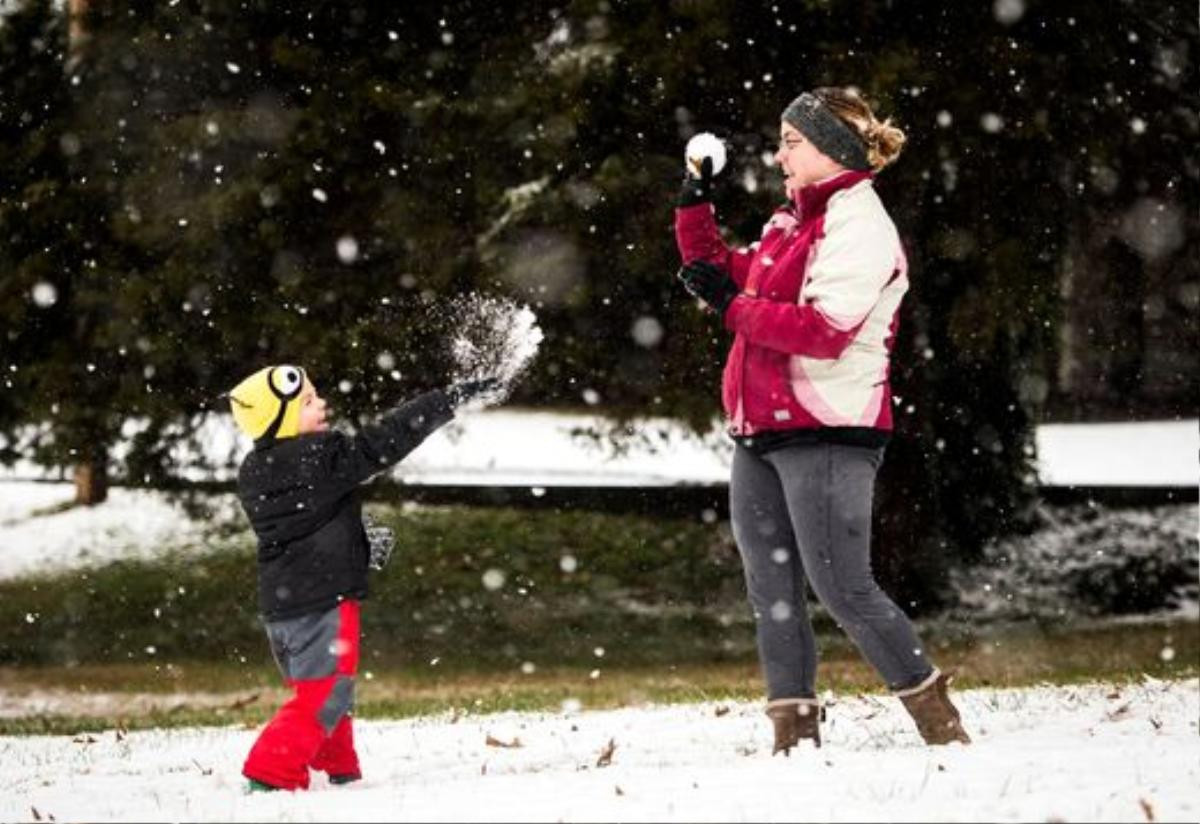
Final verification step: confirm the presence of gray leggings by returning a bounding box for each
[730,441,932,699]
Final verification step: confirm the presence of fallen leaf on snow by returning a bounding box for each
[485,734,522,749]
[596,738,616,767]
[1139,796,1156,822]
[1106,702,1133,721]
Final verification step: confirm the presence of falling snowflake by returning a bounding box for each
[336,236,359,263]
[630,316,664,348]
[482,568,506,591]
[30,282,57,308]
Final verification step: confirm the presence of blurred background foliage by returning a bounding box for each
[0,0,1196,609]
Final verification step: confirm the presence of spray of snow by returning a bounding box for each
[445,293,543,410]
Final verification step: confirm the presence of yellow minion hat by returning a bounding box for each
[227,365,307,441]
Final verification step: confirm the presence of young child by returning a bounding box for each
[226,364,497,792]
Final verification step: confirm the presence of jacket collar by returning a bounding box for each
[791,169,873,216]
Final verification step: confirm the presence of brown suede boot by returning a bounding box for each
[896,669,971,745]
[765,698,823,755]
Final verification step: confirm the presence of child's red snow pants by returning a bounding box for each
[243,599,361,790]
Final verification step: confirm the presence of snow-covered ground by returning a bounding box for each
[1034,419,1199,487]
[0,484,244,581]
[1,678,1196,823]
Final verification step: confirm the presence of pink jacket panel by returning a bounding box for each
[675,171,907,434]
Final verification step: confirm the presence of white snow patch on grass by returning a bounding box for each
[1035,419,1198,487]
[0,483,243,581]
[5,416,1194,488]
[0,687,268,720]
[0,483,75,525]
[0,679,1196,822]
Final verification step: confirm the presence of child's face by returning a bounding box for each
[296,380,329,435]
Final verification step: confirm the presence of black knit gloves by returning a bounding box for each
[446,376,502,408]
[677,260,740,315]
[676,155,715,208]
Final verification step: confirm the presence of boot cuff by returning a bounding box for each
[766,697,820,712]
[894,668,942,698]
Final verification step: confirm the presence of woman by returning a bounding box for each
[674,87,970,752]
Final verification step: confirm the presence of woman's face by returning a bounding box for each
[775,122,843,195]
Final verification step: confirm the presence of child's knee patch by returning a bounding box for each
[318,675,355,734]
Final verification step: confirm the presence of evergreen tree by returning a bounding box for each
[0,0,139,503]
[0,0,1193,607]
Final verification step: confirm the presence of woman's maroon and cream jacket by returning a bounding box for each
[675,170,908,436]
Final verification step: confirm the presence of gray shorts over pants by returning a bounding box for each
[730,441,933,699]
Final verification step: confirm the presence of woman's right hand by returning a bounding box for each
[677,259,740,316]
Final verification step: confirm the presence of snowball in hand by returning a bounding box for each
[685,132,727,178]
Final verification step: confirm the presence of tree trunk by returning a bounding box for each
[66,0,101,504]
[68,0,91,54]
[74,457,108,506]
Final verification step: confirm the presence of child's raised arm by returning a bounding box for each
[321,378,500,490]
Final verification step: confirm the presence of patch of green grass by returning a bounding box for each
[0,504,745,669]
[926,617,1199,688]
[0,709,259,737]
[1,619,1193,736]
